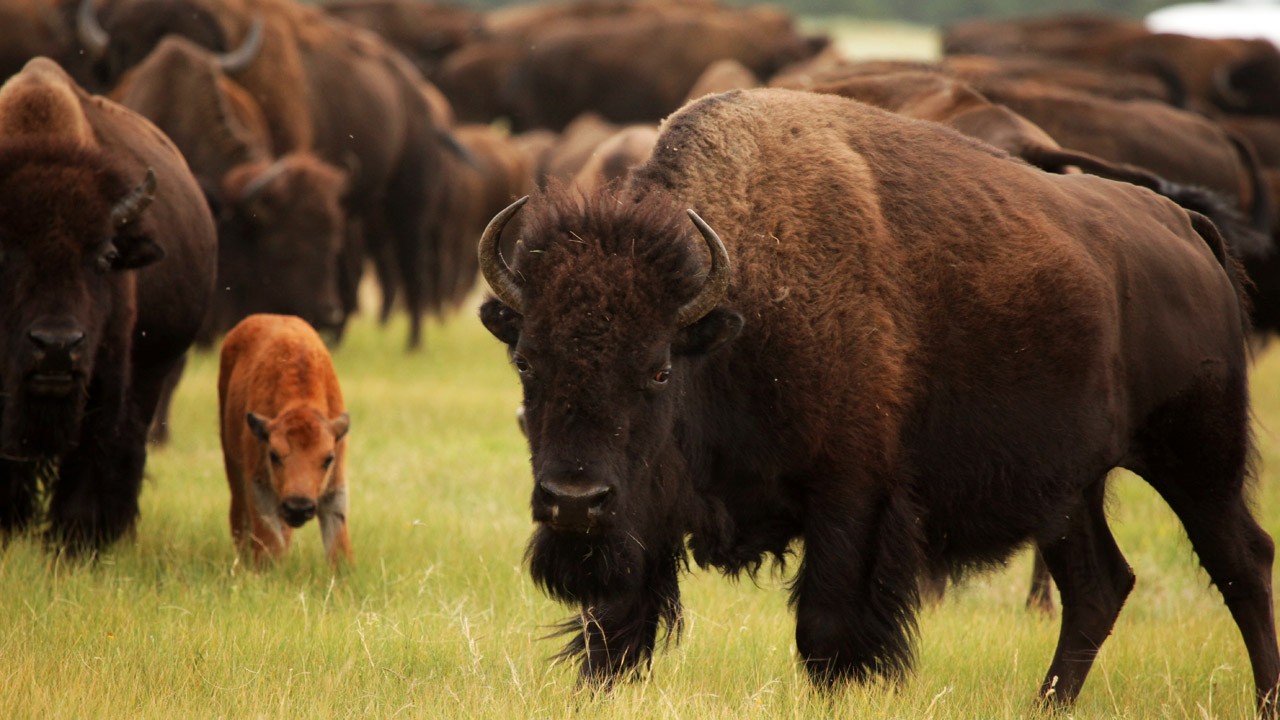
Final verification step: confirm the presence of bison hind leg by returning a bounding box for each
[1034,478,1134,707]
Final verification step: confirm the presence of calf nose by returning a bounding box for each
[280,496,317,528]
[537,478,613,531]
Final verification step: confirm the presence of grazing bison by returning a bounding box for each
[0,58,216,553]
[478,88,1279,712]
[218,314,351,566]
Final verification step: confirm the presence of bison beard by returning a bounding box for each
[1,390,88,460]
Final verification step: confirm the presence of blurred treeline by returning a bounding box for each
[441,0,1176,24]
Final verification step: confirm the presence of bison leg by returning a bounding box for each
[1035,479,1134,707]
[318,487,352,565]
[793,487,923,685]
[1146,473,1280,714]
[46,398,147,556]
[1025,548,1055,614]
[1135,372,1280,714]
[0,458,39,537]
[147,353,187,446]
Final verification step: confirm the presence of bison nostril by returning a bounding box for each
[29,328,86,352]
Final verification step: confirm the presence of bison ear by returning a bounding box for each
[246,412,271,443]
[110,234,165,270]
[330,412,350,442]
[673,308,743,357]
[480,297,522,346]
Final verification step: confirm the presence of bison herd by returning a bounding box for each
[3,0,1280,715]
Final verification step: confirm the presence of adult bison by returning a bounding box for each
[0,59,216,553]
[478,88,1279,712]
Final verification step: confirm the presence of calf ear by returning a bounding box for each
[480,297,522,346]
[246,412,271,443]
[673,308,743,356]
[110,234,166,270]
[330,412,350,442]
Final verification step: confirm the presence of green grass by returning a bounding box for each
[5,306,1280,719]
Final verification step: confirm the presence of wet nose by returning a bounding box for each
[537,477,613,530]
[280,496,317,528]
[29,326,85,355]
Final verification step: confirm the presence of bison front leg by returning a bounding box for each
[794,487,924,685]
[318,487,352,565]
[46,399,146,556]
[0,457,40,538]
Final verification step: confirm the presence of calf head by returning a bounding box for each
[246,408,349,529]
[0,141,163,458]
[220,155,349,333]
[479,189,742,601]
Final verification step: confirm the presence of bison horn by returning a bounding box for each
[111,168,157,228]
[75,0,109,60]
[239,158,289,204]
[217,16,265,74]
[675,209,731,327]
[478,195,528,314]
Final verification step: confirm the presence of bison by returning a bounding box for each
[477,88,1280,712]
[218,313,351,566]
[0,58,216,553]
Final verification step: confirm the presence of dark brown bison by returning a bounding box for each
[0,0,77,81]
[79,0,452,348]
[320,0,484,82]
[502,6,825,131]
[113,36,348,342]
[477,88,1279,712]
[0,59,216,553]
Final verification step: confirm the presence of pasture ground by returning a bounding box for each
[5,304,1280,719]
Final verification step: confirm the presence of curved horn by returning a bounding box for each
[111,168,157,228]
[238,158,289,204]
[675,209,731,327]
[478,195,528,313]
[217,16,265,74]
[75,0,109,60]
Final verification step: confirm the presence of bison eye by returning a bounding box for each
[269,450,283,465]
[511,352,532,375]
[649,366,671,388]
[97,247,119,273]
[323,453,335,470]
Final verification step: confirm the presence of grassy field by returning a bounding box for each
[4,303,1280,719]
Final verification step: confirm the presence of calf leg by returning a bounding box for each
[793,486,923,684]
[318,487,352,565]
[1035,479,1134,706]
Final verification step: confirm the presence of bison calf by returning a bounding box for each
[218,314,352,566]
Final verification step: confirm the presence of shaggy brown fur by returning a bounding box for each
[480,88,1278,713]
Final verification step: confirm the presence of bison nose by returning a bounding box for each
[280,496,317,528]
[29,326,86,355]
[537,478,613,531]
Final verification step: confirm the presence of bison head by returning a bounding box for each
[0,142,164,459]
[479,189,742,601]
[218,156,349,334]
[246,409,349,529]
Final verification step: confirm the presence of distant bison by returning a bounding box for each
[219,314,352,566]
[0,58,216,554]
[479,89,1279,712]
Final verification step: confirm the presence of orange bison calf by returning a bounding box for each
[218,314,352,566]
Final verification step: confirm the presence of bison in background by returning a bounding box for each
[0,58,215,554]
[478,88,1279,712]
[113,36,349,343]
